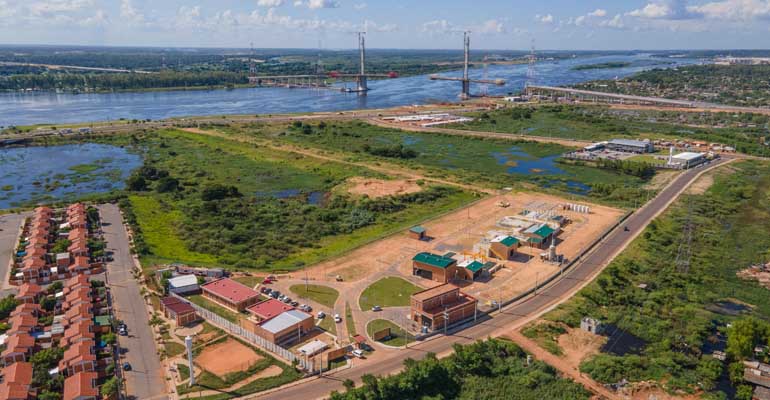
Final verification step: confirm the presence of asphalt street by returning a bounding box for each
[254,159,727,400]
[99,203,168,400]
[0,213,25,297]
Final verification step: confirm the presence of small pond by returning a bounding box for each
[491,146,567,175]
[0,143,142,209]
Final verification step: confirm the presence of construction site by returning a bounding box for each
[287,192,624,311]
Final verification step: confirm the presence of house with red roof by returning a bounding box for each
[1,333,35,366]
[15,283,43,304]
[59,340,97,376]
[63,371,98,400]
[247,299,294,323]
[160,297,199,326]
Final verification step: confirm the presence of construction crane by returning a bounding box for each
[430,31,505,99]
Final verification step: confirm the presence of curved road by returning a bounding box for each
[253,158,730,400]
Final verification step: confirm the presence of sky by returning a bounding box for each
[1,0,770,50]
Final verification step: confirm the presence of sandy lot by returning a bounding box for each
[252,365,283,379]
[558,327,606,367]
[292,192,624,306]
[196,338,263,376]
[346,177,422,198]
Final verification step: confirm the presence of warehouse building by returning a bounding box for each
[488,236,519,260]
[251,309,314,345]
[410,284,477,332]
[201,278,261,312]
[167,274,200,295]
[668,152,706,169]
[606,138,655,154]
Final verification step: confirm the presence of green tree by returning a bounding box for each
[126,174,148,191]
[0,295,19,320]
[727,318,770,360]
[101,376,119,398]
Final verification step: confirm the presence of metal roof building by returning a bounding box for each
[260,310,312,334]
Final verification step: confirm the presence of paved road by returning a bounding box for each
[254,159,728,400]
[99,204,168,400]
[0,213,25,297]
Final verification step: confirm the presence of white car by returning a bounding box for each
[351,349,365,358]
[317,311,326,319]
[334,314,342,323]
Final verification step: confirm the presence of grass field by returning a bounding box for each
[366,319,414,347]
[104,129,479,272]
[359,277,422,310]
[318,316,336,335]
[232,275,262,289]
[345,302,356,336]
[289,284,339,308]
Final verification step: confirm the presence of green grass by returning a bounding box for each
[177,364,190,381]
[186,294,242,323]
[366,319,414,347]
[232,275,262,289]
[68,163,101,174]
[164,341,186,358]
[128,195,220,267]
[318,316,337,335]
[359,277,422,310]
[345,302,356,337]
[289,284,339,308]
[521,321,566,356]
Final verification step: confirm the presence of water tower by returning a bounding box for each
[185,335,195,387]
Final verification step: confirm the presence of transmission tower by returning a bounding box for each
[526,39,537,91]
[481,55,489,97]
[248,42,257,84]
[315,39,324,75]
[674,199,695,274]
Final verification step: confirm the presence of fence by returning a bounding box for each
[170,293,315,372]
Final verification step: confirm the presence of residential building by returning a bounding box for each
[410,283,477,331]
[0,361,33,400]
[201,278,261,311]
[15,284,43,304]
[1,333,35,366]
[59,340,97,376]
[63,371,99,400]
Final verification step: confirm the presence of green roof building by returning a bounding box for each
[412,252,458,283]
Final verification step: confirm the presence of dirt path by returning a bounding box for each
[179,127,495,195]
[506,331,621,400]
[368,118,593,148]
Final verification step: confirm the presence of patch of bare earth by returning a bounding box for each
[196,338,263,376]
[687,163,738,195]
[621,383,702,400]
[346,177,422,198]
[558,327,606,367]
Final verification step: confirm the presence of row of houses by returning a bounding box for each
[13,204,103,285]
[0,275,114,399]
[197,278,314,346]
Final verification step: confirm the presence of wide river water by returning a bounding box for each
[0,54,700,126]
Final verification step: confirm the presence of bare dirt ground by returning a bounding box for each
[196,338,263,376]
[558,327,606,367]
[251,365,283,380]
[644,170,680,192]
[290,192,623,305]
[345,177,423,198]
[686,163,738,195]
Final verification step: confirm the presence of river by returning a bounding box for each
[0,54,700,127]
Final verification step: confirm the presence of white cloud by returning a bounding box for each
[600,14,625,28]
[307,0,340,9]
[536,14,554,23]
[588,9,607,17]
[78,9,109,27]
[120,0,145,24]
[29,0,93,16]
[364,20,397,32]
[475,19,505,34]
[421,19,454,34]
[688,0,770,20]
[627,0,692,19]
[257,0,285,7]
[353,3,367,10]
[293,0,303,6]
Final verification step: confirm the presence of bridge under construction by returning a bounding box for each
[250,32,396,94]
[430,31,505,99]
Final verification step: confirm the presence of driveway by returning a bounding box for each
[99,203,168,400]
[0,212,26,297]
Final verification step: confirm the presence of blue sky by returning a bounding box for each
[1,0,770,50]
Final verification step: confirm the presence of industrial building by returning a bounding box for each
[248,309,314,345]
[411,252,459,283]
[668,151,707,169]
[167,274,200,295]
[410,284,477,331]
[488,236,519,260]
[201,278,261,312]
[606,139,655,154]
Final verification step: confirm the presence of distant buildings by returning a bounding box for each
[606,139,655,154]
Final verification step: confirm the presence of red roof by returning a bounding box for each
[201,278,260,304]
[247,299,293,321]
[165,301,196,315]
[0,382,29,400]
[16,283,43,299]
[0,361,33,386]
[63,371,98,400]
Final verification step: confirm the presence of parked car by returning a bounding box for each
[334,314,342,323]
[269,292,279,299]
[122,362,132,371]
[290,301,299,307]
[300,304,312,312]
[351,349,365,358]
[371,306,382,312]
[118,326,127,336]
[317,311,326,319]
[262,278,272,284]
[282,297,292,304]
[260,287,272,294]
